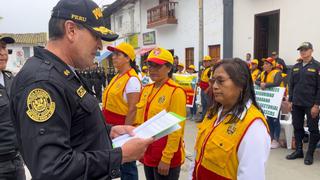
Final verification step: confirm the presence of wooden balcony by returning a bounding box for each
[147,2,178,29]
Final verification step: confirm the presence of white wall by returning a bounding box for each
[233,0,320,65]
[6,44,43,73]
[111,1,141,37]
[140,0,196,67]
[140,0,223,70]
[203,0,223,57]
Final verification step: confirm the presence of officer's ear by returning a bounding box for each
[64,20,78,43]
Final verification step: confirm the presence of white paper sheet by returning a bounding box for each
[112,110,185,148]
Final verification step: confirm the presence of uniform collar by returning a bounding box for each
[216,99,252,126]
[0,71,4,87]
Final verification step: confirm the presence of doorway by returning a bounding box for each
[254,10,280,60]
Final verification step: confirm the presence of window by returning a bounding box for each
[22,47,30,59]
[159,0,169,4]
[185,48,194,67]
[117,15,123,29]
[208,45,221,61]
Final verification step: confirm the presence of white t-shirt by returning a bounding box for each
[0,71,4,87]
[123,76,141,102]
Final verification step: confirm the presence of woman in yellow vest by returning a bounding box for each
[255,57,282,149]
[250,59,261,82]
[141,65,148,77]
[135,47,186,180]
[192,58,270,180]
[198,55,213,122]
[102,42,141,180]
[177,63,185,74]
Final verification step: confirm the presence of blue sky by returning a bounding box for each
[0,0,116,33]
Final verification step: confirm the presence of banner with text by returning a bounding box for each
[254,86,285,118]
[172,73,198,107]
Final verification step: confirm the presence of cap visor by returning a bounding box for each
[0,37,15,44]
[86,25,119,42]
[297,46,311,51]
[107,46,121,52]
[147,58,167,65]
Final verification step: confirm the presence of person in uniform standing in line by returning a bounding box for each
[9,1,153,179]
[192,59,270,180]
[197,55,213,122]
[255,57,282,149]
[250,59,261,82]
[135,47,187,180]
[286,42,320,165]
[102,42,141,180]
[0,35,26,180]
[271,51,287,74]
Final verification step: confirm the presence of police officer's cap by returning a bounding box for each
[0,36,15,44]
[51,0,118,41]
[297,42,313,51]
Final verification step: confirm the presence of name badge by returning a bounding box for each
[307,68,316,73]
[77,86,87,98]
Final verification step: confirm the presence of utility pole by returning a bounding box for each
[199,0,204,69]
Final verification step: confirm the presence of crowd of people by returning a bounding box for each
[0,0,320,180]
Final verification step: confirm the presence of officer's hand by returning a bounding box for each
[121,137,154,164]
[110,125,135,139]
[158,160,170,176]
[311,105,320,119]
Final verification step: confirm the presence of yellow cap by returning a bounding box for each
[251,59,259,65]
[142,66,148,70]
[178,63,184,67]
[147,47,174,65]
[188,65,195,70]
[107,42,135,61]
[264,57,276,67]
[203,55,212,61]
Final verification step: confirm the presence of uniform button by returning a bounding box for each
[44,60,50,64]
[39,128,46,135]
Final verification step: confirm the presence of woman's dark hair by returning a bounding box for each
[129,60,139,74]
[117,52,139,74]
[207,58,262,124]
[165,63,174,78]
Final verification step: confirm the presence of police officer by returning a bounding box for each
[92,63,103,102]
[286,42,320,165]
[0,36,26,180]
[9,0,153,179]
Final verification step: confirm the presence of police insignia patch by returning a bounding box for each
[64,69,70,76]
[77,86,87,98]
[227,123,236,135]
[26,88,56,122]
[158,96,166,104]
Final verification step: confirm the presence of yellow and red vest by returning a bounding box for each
[135,79,186,167]
[199,67,212,90]
[102,68,139,125]
[251,69,260,82]
[193,104,269,180]
[280,73,288,96]
[260,69,279,83]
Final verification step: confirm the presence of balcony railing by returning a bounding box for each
[147,2,178,28]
